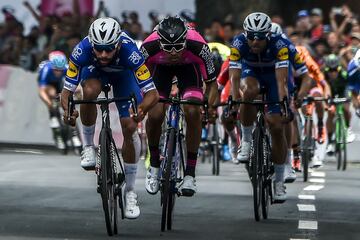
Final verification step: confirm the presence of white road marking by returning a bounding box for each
[297,204,316,211]
[309,178,325,183]
[13,150,44,155]
[298,194,316,200]
[303,185,324,191]
[310,172,326,177]
[298,220,318,230]
[290,239,310,240]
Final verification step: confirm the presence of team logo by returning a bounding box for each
[230,47,241,61]
[277,47,289,61]
[67,61,78,78]
[294,52,304,64]
[128,51,142,65]
[71,45,82,60]
[135,65,151,81]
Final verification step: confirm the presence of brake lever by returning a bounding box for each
[226,95,233,118]
[130,93,138,117]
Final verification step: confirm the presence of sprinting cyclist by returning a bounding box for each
[38,51,81,151]
[141,16,218,197]
[230,12,292,202]
[347,49,360,117]
[324,54,355,155]
[60,17,159,219]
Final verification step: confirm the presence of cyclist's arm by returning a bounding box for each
[39,86,52,108]
[229,46,242,100]
[205,80,219,107]
[38,66,53,108]
[274,45,290,100]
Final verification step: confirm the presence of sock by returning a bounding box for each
[185,152,197,177]
[82,124,95,146]
[286,149,292,165]
[124,163,138,192]
[328,132,334,143]
[228,129,238,144]
[132,132,141,163]
[274,164,285,183]
[241,125,253,142]
[149,145,160,167]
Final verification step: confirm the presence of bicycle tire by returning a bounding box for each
[167,181,176,230]
[261,134,271,219]
[161,128,176,232]
[302,119,312,182]
[335,118,342,170]
[250,127,262,221]
[99,131,117,236]
[341,117,347,171]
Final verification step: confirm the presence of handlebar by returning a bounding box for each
[67,93,138,122]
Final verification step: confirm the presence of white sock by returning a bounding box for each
[241,125,253,142]
[124,163,137,192]
[132,132,141,163]
[82,124,95,146]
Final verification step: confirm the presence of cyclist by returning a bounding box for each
[60,17,159,219]
[348,49,360,117]
[230,12,292,202]
[324,54,355,155]
[38,51,82,151]
[141,16,218,197]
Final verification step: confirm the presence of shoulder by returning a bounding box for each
[69,37,92,66]
[231,34,246,49]
[186,29,207,43]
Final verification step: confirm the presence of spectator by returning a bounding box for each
[295,10,311,39]
[310,8,325,42]
[223,22,235,46]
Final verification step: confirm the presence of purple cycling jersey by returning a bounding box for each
[140,29,216,83]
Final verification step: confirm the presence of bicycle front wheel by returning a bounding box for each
[99,130,118,236]
[250,127,262,221]
[161,128,176,232]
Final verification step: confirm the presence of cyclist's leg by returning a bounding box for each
[265,73,287,201]
[79,66,102,168]
[326,106,336,154]
[112,70,143,218]
[237,67,259,163]
[145,65,172,194]
[310,86,326,144]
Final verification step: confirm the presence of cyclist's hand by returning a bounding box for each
[130,106,145,123]
[63,109,79,126]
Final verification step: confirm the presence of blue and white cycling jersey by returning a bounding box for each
[64,32,156,95]
[38,61,66,87]
[347,49,360,93]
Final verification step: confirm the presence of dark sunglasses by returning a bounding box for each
[328,67,339,72]
[246,32,268,40]
[160,41,186,52]
[93,43,118,52]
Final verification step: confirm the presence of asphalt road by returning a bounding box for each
[0,146,359,240]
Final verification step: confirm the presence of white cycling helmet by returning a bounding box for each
[88,17,121,46]
[271,22,283,34]
[243,12,272,33]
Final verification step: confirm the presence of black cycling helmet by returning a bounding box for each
[157,16,187,44]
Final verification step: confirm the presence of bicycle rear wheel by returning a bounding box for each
[250,127,262,221]
[340,118,347,171]
[161,129,176,232]
[261,134,272,219]
[302,119,312,182]
[99,130,118,236]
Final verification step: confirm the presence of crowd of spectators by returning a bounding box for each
[0,2,359,72]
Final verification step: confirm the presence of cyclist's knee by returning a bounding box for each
[184,105,201,121]
[267,115,284,135]
[147,104,165,124]
[121,119,137,140]
[82,79,102,100]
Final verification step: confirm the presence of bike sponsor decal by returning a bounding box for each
[277,47,289,61]
[128,51,142,65]
[136,64,151,81]
[230,47,241,61]
[66,61,79,78]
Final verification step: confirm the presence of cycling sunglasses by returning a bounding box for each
[93,43,118,52]
[160,41,186,53]
[246,32,268,40]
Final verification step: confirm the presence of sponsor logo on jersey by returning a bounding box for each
[277,47,289,61]
[67,61,78,78]
[140,46,149,59]
[128,51,142,65]
[232,38,243,49]
[199,45,215,74]
[136,64,151,81]
[71,45,82,60]
[230,47,241,61]
[294,52,304,64]
[275,39,286,50]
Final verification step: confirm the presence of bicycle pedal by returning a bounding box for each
[96,186,101,193]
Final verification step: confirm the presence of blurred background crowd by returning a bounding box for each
[0,0,359,72]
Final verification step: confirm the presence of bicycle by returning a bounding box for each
[199,121,221,176]
[301,96,327,182]
[68,85,138,236]
[158,96,208,231]
[216,95,286,221]
[328,97,350,171]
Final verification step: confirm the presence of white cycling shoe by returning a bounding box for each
[273,181,287,203]
[180,175,197,197]
[124,191,140,219]
[145,167,160,195]
[236,141,251,163]
[80,145,96,170]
